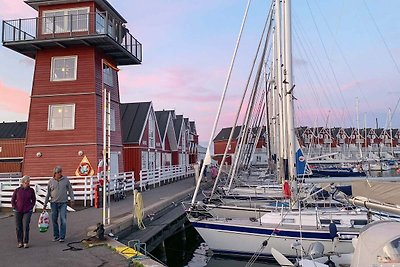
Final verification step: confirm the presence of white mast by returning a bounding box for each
[274,0,286,183]
[283,0,295,182]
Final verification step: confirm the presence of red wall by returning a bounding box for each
[24,45,124,177]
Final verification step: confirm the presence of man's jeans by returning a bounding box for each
[50,202,67,239]
[14,211,32,244]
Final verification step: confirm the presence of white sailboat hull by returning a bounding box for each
[190,218,357,258]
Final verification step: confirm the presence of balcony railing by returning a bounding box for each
[2,12,142,63]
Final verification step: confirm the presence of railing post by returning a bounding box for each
[139,170,143,191]
[0,183,2,208]
[36,17,39,39]
[18,19,21,40]
[105,11,108,35]
[52,16,55,36]
[69,14,73,36]
[84,176,87,207]
[1,21,4,42]
[90,176,94,206]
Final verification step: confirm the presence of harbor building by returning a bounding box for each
[2,0,142,176]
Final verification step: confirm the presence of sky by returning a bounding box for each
[0,0,400,145]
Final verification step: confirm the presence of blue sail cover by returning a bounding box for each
[296,147,312,176]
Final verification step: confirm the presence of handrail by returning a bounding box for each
[2,12,142,62]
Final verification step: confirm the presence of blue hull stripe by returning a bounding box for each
[192,221,353,240]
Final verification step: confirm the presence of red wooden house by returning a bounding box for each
[173,115,189,166]
[121,102,163,180]
[155,110,178,167]
[2,0,142,177]
[0,122,27,173]
[189,121,198,164]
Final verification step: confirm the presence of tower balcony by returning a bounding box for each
[2,12,142,65]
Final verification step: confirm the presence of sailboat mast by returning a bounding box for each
[274,0,286,183]
[283,0,296,182]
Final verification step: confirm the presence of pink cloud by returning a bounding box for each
[0,82,30,114]
[0,0,36,19]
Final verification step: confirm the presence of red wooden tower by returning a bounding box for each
[2,0,142,177]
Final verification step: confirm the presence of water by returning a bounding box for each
[151,223,278,267]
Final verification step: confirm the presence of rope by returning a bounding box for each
[135,192,146,230]
[245,240,268,267]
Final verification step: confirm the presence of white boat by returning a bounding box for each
[272,220,400,267]
[188,207,374,259]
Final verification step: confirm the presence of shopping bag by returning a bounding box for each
[38,210,49,233]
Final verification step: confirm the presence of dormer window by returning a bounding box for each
[42,7,89,34]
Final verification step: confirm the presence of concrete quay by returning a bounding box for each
[0,176,201,267]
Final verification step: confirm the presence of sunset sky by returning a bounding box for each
[0,0,400,144]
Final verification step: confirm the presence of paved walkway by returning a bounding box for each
[0,177,198,267]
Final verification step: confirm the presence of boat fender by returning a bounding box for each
[308,242,324,258]
[262,240,268,247]
[324,256,336,267]
[329,222,338,241]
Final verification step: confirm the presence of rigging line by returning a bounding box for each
[210,1,273,199]
[363,0,400,77]
[314,0,374,115]
[292,30,329,126]
[305,0,354,127]
[292,14,337,123]
[298,4,350,128]
[292,20,337,124]
[227,10,273,191]
[191,0,252,205]
[363,0,400,122]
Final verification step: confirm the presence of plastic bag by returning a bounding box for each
[38,210,49,233]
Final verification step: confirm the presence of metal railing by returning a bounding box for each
[2,11,142,62]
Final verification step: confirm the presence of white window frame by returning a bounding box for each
[141,151,148,170]
[51,55,78,81]
[42,7,90,34]
[103,64,114,86]
[149,151,155,170]
[156,152,161,169]
[109,108,116,132]
[48,104,75,130]
[148,115,155,148]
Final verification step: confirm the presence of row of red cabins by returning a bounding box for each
[297,127,400,148]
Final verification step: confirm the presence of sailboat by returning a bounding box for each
[184,0,385,262]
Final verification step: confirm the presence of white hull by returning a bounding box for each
[191,218,357,258]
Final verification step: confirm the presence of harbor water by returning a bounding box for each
[151,222,278,267]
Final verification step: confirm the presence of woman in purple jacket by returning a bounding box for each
[11,175,36,248]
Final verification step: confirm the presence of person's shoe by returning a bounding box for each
[59,239,64,242]
[23,244,29,248]
[52,238,60,242]
[17,243,23,248]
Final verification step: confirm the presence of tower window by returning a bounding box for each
[103,64,114,86]
[48,104,75,130]
[42,7,89,34]
[51,56,77,81]
[109,108,116,132]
